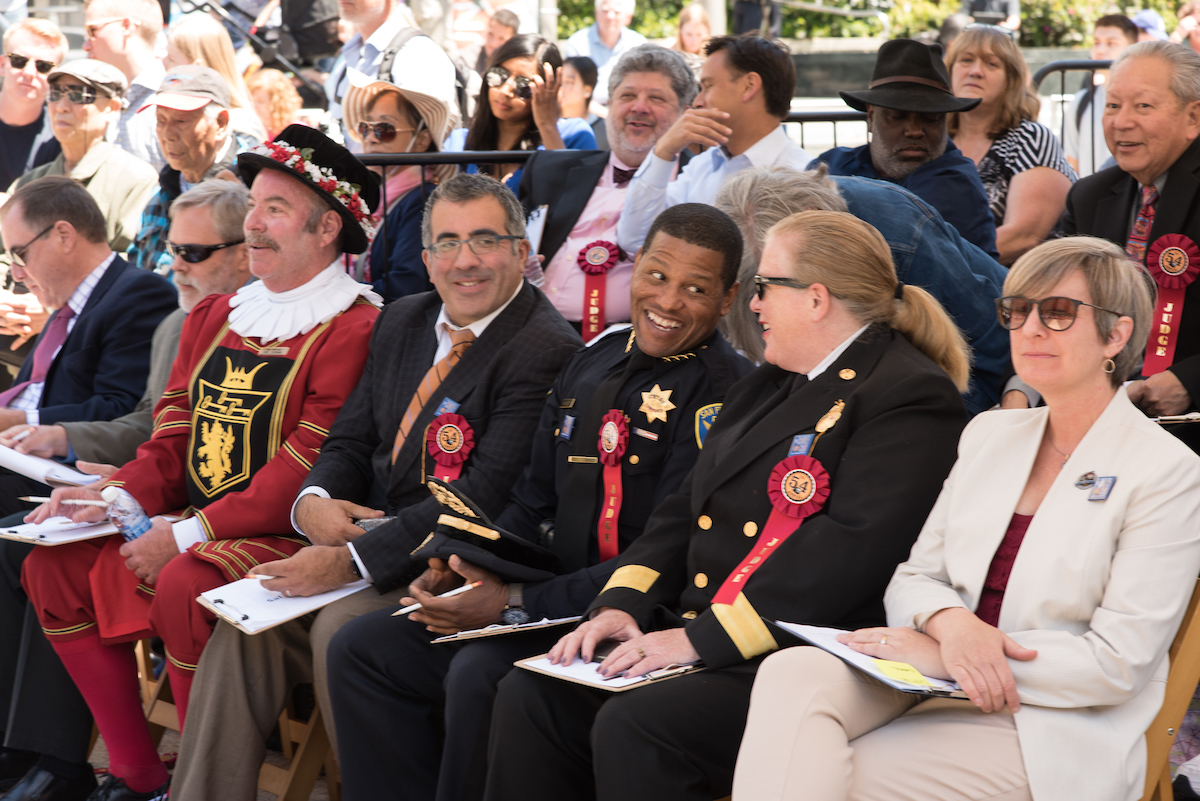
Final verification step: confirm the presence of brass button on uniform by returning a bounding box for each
[698,515,712,530]
[743,521,758,537]
[629,454,640,464]
[554,428,560,437]
[682,610,698,619]
[839,368,856,380]
[694,573,708,588]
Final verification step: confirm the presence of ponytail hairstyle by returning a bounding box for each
[766,210,971,391]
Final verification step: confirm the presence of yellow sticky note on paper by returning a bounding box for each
[872,659,932,686]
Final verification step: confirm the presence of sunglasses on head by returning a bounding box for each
[6,53,56,74]
[485,67,533,100]
[168,240,245,263]
[995,296,1123,331]
[356,121,416,143]
[48,84,100,105]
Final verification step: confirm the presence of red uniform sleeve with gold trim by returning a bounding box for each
[104,295,229,516]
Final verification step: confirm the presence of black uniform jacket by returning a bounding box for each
[494,328,752,619]
[302,282,582,592]
[589,326,968,670]
[1062,135,1200,401]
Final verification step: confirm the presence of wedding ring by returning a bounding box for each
[284,590,292,597]
[880,636,887,646]
[637,647,646,659]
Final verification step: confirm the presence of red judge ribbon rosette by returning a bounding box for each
[426,413,475,482]
[1144,235,1200,375]
[711,455,831,605]
[596,410,629,561]
[578,240,620,340]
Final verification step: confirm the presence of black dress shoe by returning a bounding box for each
[1176,774,1200,801]
[1,765,96,801]
[84,775,167,801]
[0,750,37,792]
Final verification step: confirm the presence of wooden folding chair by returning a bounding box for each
[1142,578,1200,801]
[257,696,341,801]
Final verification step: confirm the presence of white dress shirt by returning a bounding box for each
[616,126,812,254]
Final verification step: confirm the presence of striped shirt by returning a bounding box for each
[977,120,1077,226]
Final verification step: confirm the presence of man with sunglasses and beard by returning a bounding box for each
[0,179,251,801]
[20,126,381,801]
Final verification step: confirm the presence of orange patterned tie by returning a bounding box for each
[391,327,475,464]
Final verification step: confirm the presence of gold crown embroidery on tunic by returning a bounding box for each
[221,358,268,390]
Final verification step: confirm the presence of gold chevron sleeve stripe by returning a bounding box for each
[161,388,187,398]
[154,420,192,435]
[166,650,199,671]
[283,441,314,470]
[298,421,330,437]
[42,621,96,637]
[231,539,294,562]
[601,565,660,594]
[712,593,779,660]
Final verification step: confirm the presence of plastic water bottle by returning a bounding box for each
[101,487,152,541]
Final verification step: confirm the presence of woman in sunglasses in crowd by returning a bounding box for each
[444,33,595,189]
[9,59,157,255]
[343,72,458,302]
[484,211,970,801]
[733,237,1200,801]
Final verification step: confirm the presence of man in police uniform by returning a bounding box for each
[324,202,752,801]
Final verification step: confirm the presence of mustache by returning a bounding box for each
[245,233,279,251]
[621,113,656,127]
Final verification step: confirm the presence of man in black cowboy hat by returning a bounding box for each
[812,39,999,259]
[22,124,382,801]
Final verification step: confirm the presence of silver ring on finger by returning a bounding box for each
[880,635,887,646]
[284,590,292,597]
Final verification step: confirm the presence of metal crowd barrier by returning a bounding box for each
[1031,59,1112,177]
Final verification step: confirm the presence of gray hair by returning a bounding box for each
[595,0,636,15]
[1114,40,1200,105]
[607,43,697,109]
[421,173,526,247]
[169,179,250,244]
[714,165,848,361]
[1005,236,1153,387]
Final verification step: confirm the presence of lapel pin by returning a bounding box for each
[1075,472,1096,489]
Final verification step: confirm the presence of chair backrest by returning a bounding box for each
[1142,578,1200,801]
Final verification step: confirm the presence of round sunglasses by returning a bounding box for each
[485,66,533,100]
[168,240,245,264]
[995,296,1123,331]
[356,121,416,143]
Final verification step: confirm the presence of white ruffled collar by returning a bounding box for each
[227,264,383,342]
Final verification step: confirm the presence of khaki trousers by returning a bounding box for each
[169,586,406,801]
[732,648,1032,801]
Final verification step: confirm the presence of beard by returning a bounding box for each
[868,134,948,180]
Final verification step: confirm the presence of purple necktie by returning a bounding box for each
[0,305,75,407]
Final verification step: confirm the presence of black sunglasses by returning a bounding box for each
[168,240,245,263]
[48,84,99,105]
[9,223,54,268]
[6,53,56,74]
[753,274,809,301]
[995,296,1123,331]
[485,66,533,100]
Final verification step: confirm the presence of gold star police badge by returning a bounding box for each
[640,384,676,423]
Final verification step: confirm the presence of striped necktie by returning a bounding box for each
[391,327,475,464]
[1126,184,1159,265]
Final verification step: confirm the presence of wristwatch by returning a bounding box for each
[501,583,530,625]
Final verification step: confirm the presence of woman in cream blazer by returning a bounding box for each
[732,237,1200,801]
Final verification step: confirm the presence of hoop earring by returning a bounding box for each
[1102,358,1116,374]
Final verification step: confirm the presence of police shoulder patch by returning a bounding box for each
[695,403,722,449]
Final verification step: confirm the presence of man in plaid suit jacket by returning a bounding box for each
[169,174,582,800]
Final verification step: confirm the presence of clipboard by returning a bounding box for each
[0,444,103,487]
[776,622,968,699]
[515,652,704,693]
[0,517,119,545]
[432,615,581,644]
[197,578,369,635]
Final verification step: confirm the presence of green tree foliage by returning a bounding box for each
[557,0,1181,47]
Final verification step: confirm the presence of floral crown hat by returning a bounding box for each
[238,124,382,254]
